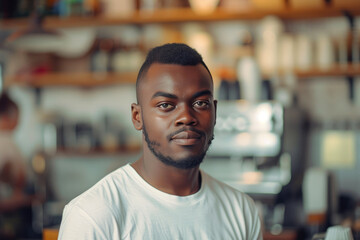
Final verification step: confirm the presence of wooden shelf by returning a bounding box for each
[5,72,137,87]
[54,147,141,156]
[42,145,142,157]
[296,64,360,79]
[5,64,360,88]
[2,6,360,30]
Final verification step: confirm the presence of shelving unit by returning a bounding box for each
[2,5,360,88]
[1,6,360,30]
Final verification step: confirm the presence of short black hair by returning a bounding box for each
[136,43,212,102]
[0,92,18,117]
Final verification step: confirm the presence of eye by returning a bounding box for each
[157,102,175,111]
[193,100,210,109]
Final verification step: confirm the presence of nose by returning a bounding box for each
[175,105,198,126]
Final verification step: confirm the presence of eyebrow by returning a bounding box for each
[151,90,212,100]
[151,92,178,99]
[192,90,212,99]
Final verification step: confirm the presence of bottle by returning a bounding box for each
[110,41,125,72]
[90,38,113,73]
[236,30,262,104]
[83,0,101,16]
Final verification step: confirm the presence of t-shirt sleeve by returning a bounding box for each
[58,204,108,240]
[245,195,263,240]
[250,210,263,240]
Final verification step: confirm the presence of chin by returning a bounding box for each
[158,153,205,170]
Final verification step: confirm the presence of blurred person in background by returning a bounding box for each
[0,92,34,239]
[59,43,262,239]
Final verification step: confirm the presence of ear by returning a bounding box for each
[131,103,143,130]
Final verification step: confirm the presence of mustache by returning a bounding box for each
[167,127,205,141]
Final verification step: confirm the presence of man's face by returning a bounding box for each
[135,63,216,169]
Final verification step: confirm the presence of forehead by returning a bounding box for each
[138,63,213,101]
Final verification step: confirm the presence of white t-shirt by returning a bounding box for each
[59,164,262,240]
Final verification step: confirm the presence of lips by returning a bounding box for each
[170,131,202,146]
[171,131,201,140]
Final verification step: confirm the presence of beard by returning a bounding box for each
[142,123,213,170]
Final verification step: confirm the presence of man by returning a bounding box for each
[0,92,33,238]
[59,43,262,239]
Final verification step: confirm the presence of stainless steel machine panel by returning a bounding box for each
[208,100,283,157]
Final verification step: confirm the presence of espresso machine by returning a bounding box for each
[201,99,307,232]
[201,100,306,196]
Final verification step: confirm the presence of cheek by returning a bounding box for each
[143,112,172,136]
[200,113,216,139]
[199,111,215,126]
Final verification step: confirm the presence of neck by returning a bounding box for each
[131,153,201,196]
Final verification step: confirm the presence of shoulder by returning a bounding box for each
[68,165,131,211]
[202,171,262,239]
[62,165,133,222]
[202,171,258,210]
[59,165,133,238]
